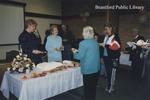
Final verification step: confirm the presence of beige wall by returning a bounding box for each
[8,0,62,16]
[25,0,61,16]
[8,0,26,3]
[63,15,107,38]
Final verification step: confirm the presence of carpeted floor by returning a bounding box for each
[0,64,146,100]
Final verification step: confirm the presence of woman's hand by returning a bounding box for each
[54,48,61,52]
[32,50,43,54]
[60,46,64,51]
[99,43,105,47]
[71,48,78,53]
[100,58,104,64]
[54,46,64,52]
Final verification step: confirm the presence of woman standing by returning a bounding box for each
[46,25,63,62]
[19,19,43,64]
[72,26,100,100]
[100,23,121,93]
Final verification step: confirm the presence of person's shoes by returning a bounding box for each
[108,89,112,93]
[108,86,115,93]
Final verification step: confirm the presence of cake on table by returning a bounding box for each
[36,62,63,71]
[36,60,80,72]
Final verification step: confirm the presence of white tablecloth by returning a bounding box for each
[1,67,83,100]
[119,52,131,66]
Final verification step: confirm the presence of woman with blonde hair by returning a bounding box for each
[46,25,63,62]
[19,19,43,64]
[72,26,101,100]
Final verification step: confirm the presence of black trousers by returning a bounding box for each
[83,72,99,100]
[131,56,142,79]
[143,62,150,100]
[104,56,119,90]
[103,57,113,89]
[62,44,73,60]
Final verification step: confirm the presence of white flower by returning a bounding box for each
[26,64,30,67]
[13,58,16,61]
[26,69,30,74]
[12,67,16,71]
[19,53,22,56]
[15,64,19,68]
[15,62,19,64]
[7,67,10,71]
[24,57,27,61]
[24,54,27,57]
[18,68,23,72]
[32,63,36,68]
[16,55,20,59]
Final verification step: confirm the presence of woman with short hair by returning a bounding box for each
[19,19,43,64]
[72,26,100,100]
[46,25,63,62]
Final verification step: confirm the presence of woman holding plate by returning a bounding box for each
[72,26,100,100]
[46,25,63,62]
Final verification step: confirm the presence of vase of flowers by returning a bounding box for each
[7,52,36,73]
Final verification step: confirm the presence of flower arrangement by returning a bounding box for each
[7,52,35,73]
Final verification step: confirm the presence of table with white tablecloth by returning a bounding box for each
[0,67,83,100]
[119,52,131,66]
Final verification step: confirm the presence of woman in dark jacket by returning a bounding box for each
[19,19,43,64]
[100,23,121,93]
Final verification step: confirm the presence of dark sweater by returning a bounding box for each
[129,35,145,61]
[18,30,42,64]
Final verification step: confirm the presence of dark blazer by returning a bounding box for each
[102,33,121,59]
[18,30,42,64]
[60,31,76,47]
[129,35,145,61]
